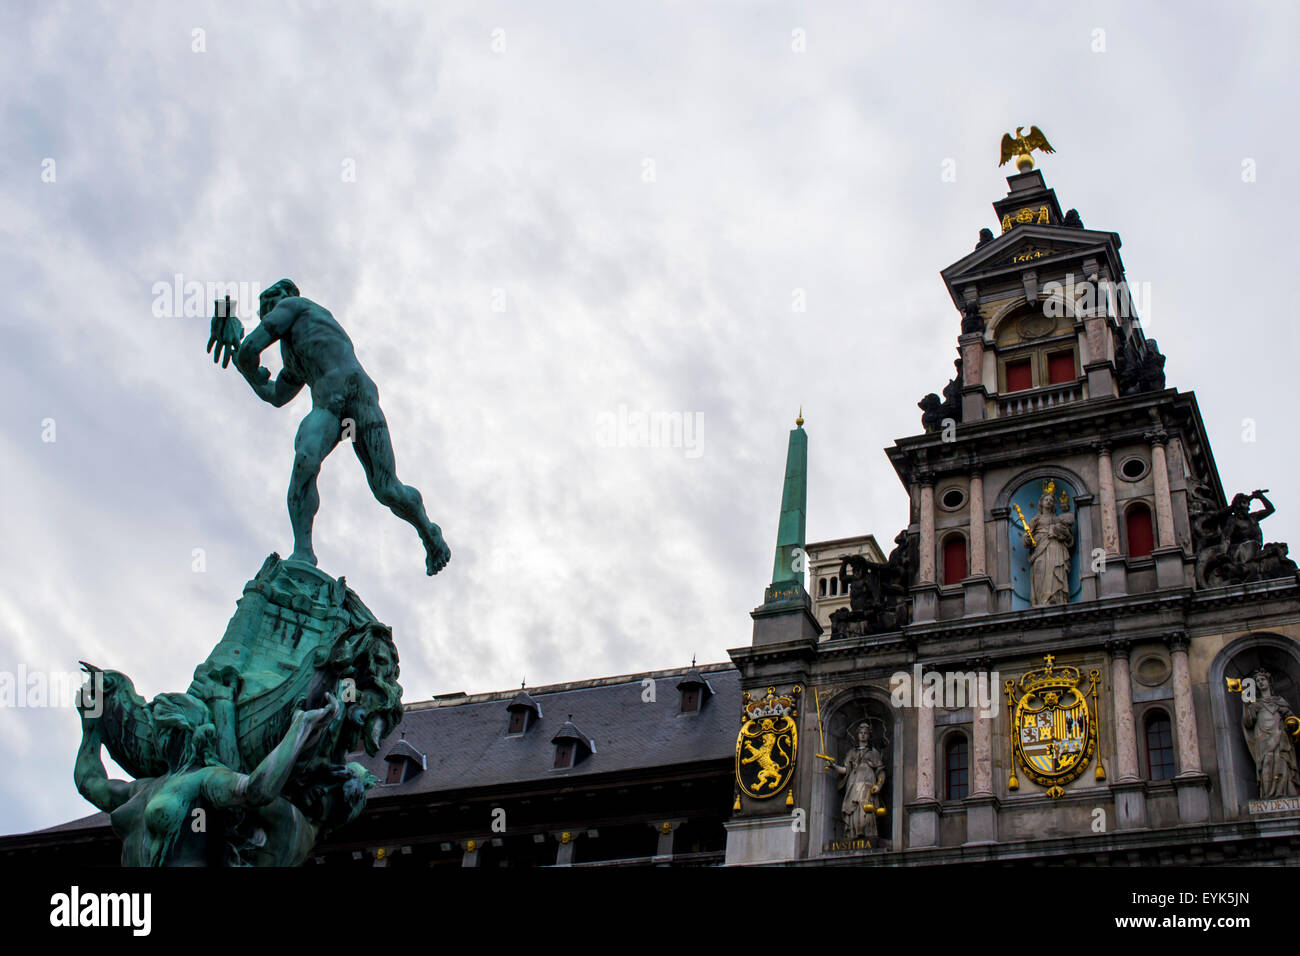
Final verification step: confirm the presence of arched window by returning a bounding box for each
[942,534,968,585]
[1145,710,1175,780]
[1126,502,1155,559]
[818,577,827,597]
[944,733,969,800]
[830,576,839,596]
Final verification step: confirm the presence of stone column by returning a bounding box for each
[917,697,935,801]
[1096,442,1119,555]
[908,684,939,847]
[1108,640,1147,829]
[969,472,986,577]
[1168,632,1210,823]
[964,661,999,844]
[918,478,936,585]
[1147,431,1176,549]
[1095,441,1128,597]
[972,701,992,797]
[1168,634,1201,775]
[1109,643,1139,782]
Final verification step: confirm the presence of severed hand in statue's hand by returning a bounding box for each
[207,302,245,368]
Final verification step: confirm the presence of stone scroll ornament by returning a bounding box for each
[72,281,448,866]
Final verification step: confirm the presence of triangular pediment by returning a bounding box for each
[940,224,1124,307]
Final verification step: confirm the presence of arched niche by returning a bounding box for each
[1209,632,1300,817]
[995,467,1092,609]
[986,292,1083,342]
[813,686,902,853]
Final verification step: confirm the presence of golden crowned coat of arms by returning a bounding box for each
[735,685,801,801]
[1005,656,1105,797]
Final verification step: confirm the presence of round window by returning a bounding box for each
[940,487,966,511]
[1118,457,1148,481]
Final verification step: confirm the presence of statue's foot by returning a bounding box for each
[423,527,451,576]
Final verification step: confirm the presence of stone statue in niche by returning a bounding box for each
[828,721,888,843]
[1024,492,1074,606]
[1241,668,1300,798]
[829,530,913,637]
[1190,486,1297,586]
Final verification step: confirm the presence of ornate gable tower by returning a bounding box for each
[726,134,1300,866]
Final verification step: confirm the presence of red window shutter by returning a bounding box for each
[943,536,967,584]
[1126,505,1155,558]
[1006,359,1032,392]
[1048,351,1076,384]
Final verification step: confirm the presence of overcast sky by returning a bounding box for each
[2,1,1298,835]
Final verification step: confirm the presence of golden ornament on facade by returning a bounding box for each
[1005,655,1102,795]
[735,685,801,800]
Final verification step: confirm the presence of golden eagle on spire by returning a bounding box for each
[999,126,1054,172]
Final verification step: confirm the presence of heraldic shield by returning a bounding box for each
[1005,656,1104,794]
[735,686,800,799]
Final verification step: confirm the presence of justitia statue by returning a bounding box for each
[1242,668,1300,799]
[829,723,887,843]
[208,279,450,575]
[1024,491,1074,606]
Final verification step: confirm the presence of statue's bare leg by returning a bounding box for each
[288,407,341,565]
[351,400,450,575]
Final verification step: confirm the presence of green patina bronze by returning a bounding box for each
[766,414,808,603]
[73,280,433,866]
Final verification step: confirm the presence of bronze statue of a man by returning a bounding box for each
[208,280,450,575]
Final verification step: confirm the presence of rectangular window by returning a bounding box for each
[508,710,527,734]
[1048,350,1076,385]
[942,536,967,585]
[681,688,700,713]
[554,741,575,769]
[1005,359,1032,392]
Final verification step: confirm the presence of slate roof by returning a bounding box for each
[2,663,740,842]
[358,663,739,796]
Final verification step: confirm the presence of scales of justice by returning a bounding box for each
[73,281,450,866]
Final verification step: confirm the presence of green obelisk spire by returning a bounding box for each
[769,410,807,591]
[751,411,822,645]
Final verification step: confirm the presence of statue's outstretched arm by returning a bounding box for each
[204,694,340,808]
[74,723,135,813]
[1251,491,1275,523]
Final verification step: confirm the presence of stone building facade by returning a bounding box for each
[725,166,1300,865]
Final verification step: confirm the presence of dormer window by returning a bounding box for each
[551,716,595,770]
[554,740,576,769]
[506,687,542,737]
[382,735,426,784]
[676,667,715,714]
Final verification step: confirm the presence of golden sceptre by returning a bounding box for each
[814,686,835,764]
[1013,503,1036,546]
